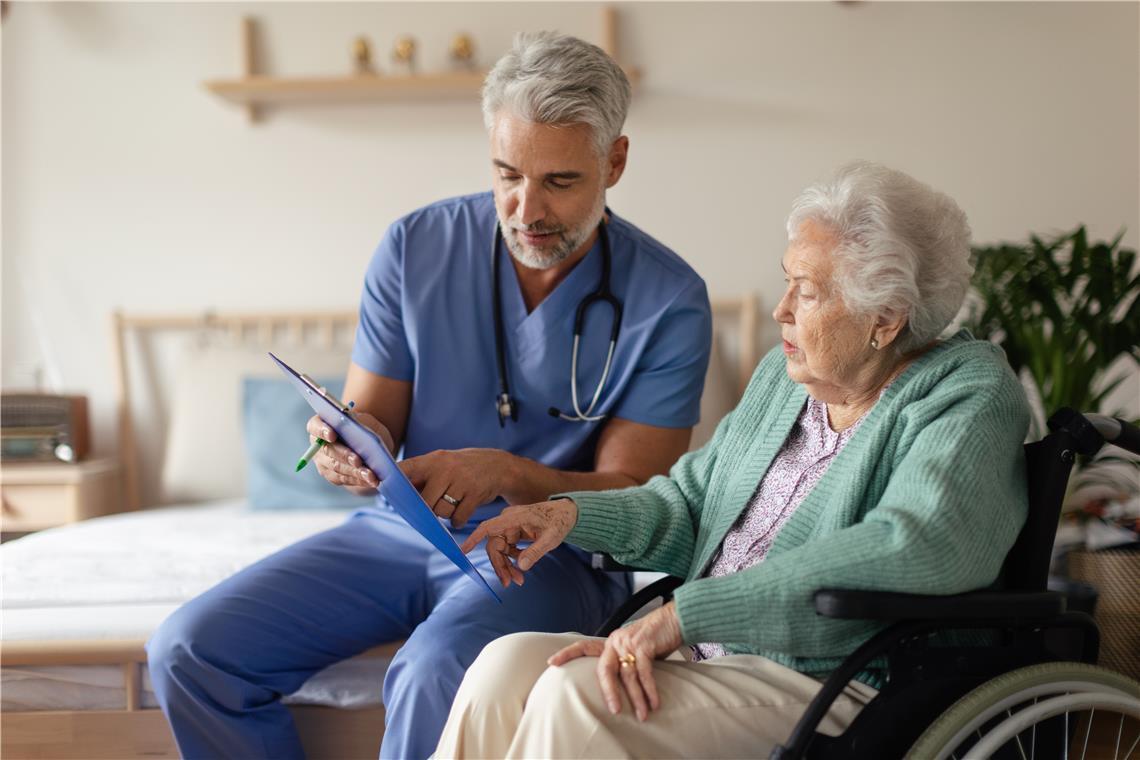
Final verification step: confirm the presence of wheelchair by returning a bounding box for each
[593,408,1140,759]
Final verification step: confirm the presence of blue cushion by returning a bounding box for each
[242,376,375,510]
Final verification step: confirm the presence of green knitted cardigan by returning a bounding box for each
[561,330,1030,682]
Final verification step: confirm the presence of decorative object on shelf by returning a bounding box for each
[203,9,640,122]
[351,36,375,75]
[449,33,476,70]
[391,35,417,74]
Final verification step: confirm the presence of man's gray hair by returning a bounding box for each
[482,32,631,158]
[786,161,974,354]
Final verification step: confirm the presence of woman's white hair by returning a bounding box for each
[786,161,974,354]
[481,32,631,159]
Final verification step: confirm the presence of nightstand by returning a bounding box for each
[0,458,123,537]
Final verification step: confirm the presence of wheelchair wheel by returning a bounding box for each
[907,662,1140,760]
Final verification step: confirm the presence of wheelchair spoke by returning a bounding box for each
[1032,696,1038,760]
[1010,709,1028,760]
[1057,701,1067,760]
[1080,708,1094,760]
[1115,713,1123,760]
[1122,727,1139,760]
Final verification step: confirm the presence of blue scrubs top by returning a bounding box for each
[352,192,712,523]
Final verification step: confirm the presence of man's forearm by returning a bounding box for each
[498,451,641,505]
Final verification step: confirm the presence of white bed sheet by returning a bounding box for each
[1,502,388,710]
[2,502,349,613]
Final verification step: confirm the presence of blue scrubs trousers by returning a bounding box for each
[146,506,629,760]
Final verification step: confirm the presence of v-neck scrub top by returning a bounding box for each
[351,192,712,525]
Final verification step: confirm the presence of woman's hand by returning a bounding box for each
[307,413,393,494]
[399,449,508,530]
[459,499,578,587]
[548,601,684,722]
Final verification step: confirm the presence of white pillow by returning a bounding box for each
[161,345,353,503]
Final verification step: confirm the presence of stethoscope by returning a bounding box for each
[493,220,623,427]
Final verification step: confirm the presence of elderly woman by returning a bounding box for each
[436,162,1030,759]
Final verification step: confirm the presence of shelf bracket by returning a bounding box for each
[241,17,259,124]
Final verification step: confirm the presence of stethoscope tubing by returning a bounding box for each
[561,333,616,422]
[493,219,622,425]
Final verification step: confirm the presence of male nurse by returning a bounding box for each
[148,31,711,760]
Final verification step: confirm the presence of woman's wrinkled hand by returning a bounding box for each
[459,499,578,587]
[547,601,684,722]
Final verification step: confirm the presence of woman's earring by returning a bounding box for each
[870,337,880,350]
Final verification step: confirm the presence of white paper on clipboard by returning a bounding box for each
[268,352,502,603]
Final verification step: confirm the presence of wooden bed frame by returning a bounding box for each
[1,297,759,759]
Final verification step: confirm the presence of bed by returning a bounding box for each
[1,300,759,759]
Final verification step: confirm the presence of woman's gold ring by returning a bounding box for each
[619,652,637,668]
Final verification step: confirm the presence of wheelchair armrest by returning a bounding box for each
[594,575,684,637]
[813,589,1066,621]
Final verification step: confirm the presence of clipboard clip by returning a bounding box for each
[299,372,352,414]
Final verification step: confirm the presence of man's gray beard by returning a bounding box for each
[502,195,606,271]
[503,230,577,270]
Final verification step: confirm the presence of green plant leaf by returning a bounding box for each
[969,226,1138,426]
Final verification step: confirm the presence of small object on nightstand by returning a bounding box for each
[1,393,90,463]
[0,457,122,538]
[449,33,476,70]
[391,35,417,74]
[351,36,375,75]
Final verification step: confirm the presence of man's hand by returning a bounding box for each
[460,499,578,586]
[399,448,512,529]
[306,413,394,495]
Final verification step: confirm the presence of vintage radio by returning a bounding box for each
[1,393,90,463]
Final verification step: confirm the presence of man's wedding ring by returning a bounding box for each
[441,493,460,507]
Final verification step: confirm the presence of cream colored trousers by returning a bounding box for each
[434,632,877,759]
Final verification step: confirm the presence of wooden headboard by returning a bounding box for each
[111,296,759,511]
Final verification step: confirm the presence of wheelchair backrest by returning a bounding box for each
[1001,433,1077,591]
[1000,406,1125,592]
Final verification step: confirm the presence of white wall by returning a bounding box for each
[4,1,1138,456]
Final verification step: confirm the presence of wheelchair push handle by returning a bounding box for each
[1047,408,1140,456]
[1086,413,1140,454]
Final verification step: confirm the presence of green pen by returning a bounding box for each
[296,400,354,472]
[295,438,326,472]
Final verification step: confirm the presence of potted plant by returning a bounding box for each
[962,226,1138,437]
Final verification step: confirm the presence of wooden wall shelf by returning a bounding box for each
[204,8,640,123]
[205,71,489,106]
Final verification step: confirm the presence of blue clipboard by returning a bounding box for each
[268,352,501,603]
